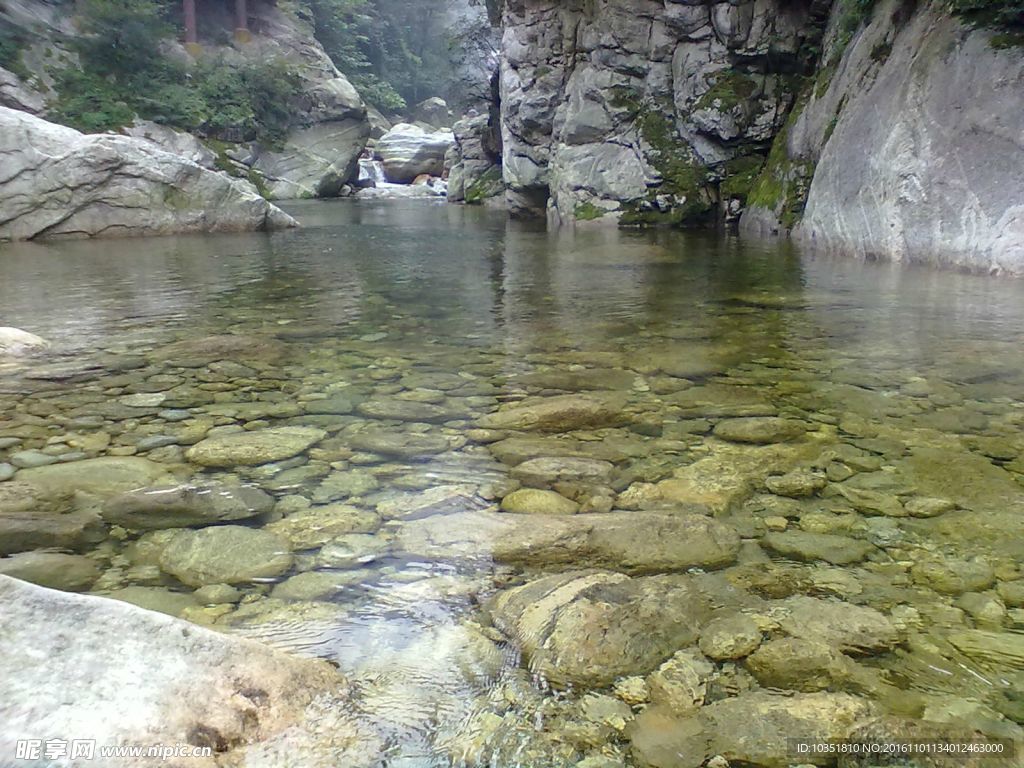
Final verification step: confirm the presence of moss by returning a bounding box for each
[573,201,606,221]
[205,139,270,199]
[464,165,504,205]
[607,86,643,114]
[0,28,31,81]
[720,155,765,202]
[632,108,715,227]
[870,40,893,62]
[990,31,1024,47]
[746,86,817,230]
[694,70,758,112]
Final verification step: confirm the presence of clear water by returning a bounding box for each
[1,199,1023,766]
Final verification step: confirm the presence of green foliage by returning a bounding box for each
[301,0,406,111]
[0,26,31,80]
[464,166,504,204]
[694,71,757,112]
[52,0,299,143]
[720,156,765,202]
[637,109,714,224]
[949,0,1024,31]
[747,93,816,230]
[573,201,606,221]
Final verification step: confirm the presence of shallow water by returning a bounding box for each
[2,199,1024,766]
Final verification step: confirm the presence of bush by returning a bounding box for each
[0,27,31,80]
[52,0,300,143]
[949,0,1024,30]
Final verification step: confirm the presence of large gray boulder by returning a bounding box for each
[792,1,1024,274]
[253,120,370,199]
[376,123,456,183]
[122,119,217,169]
[0,576,358,766]
[0,106,296,241]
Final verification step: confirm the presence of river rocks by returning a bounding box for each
[266,504,380,550]
[500,488,579,515]
[159,526,294,586]
[629,692,873,768]
[0,327,49,355]
[713,417,806,444]
[101,484,274,529]
[476,393,627,432]
[697,614,762,660]
[0,576,352,764]
[186,427,326,467]
[122,119,217,168]
[0,106,296,241]
[376,123,456,183]
[396,510,739,573]
[763,531,875,565]
[777,596,900,655]
[17,457,171,498]
[487,570,713,687]
[0,551,100,591]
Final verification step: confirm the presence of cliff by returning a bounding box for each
[494,0,1024,274]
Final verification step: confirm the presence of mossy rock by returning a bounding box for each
[465,165,504,204]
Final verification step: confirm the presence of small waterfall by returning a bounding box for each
[357,159,387,187]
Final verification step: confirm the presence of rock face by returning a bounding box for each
[122,120,218,169]
[741,0,1024,274]
[447,113,504,204]
[0,106,296,241]
[0,576,352,766]
[498,0,821,222]
[376,123,457,183]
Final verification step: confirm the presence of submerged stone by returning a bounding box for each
[487,570,713,687]
[476,393,627,432]
[159,526,294,586]
[0,551,100,592]
[101,484,274,529]
[186,427,326,467]
[712,417,806,444]
[499,488,579,515]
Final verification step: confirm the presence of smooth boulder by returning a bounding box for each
[376,123,456,183]
[0,576,352,766]
[0,106,296,241]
